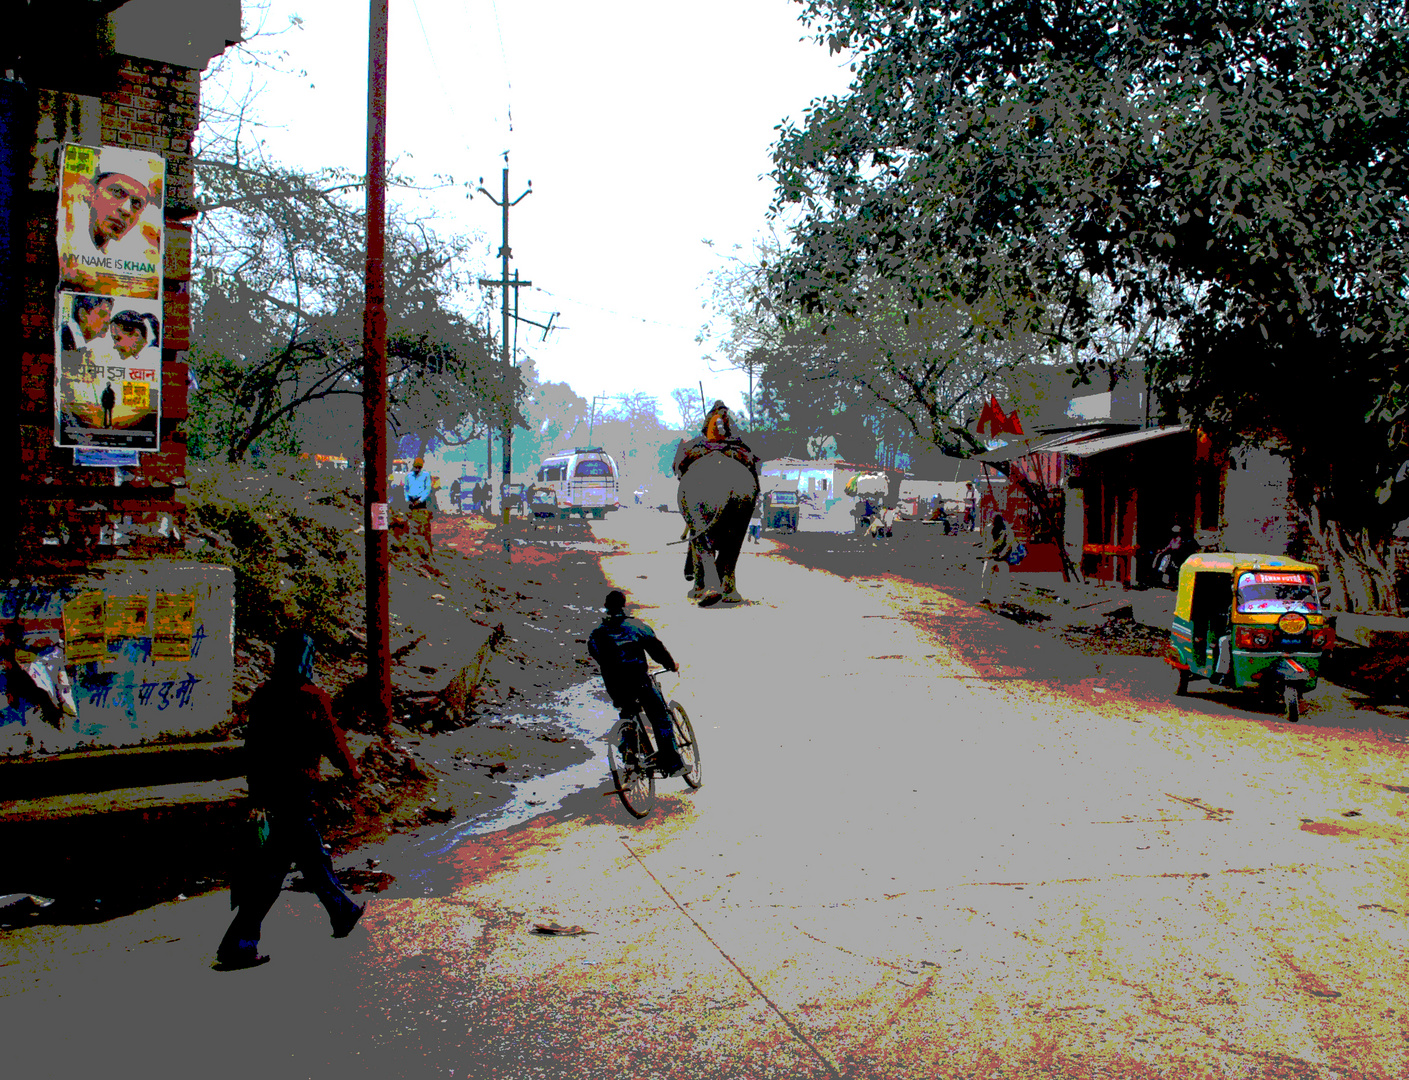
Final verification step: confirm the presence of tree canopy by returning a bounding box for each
[770,0,1409,608]
[187,152,521,463]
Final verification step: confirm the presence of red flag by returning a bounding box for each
[1004,407,1025,436]
[977,394,1006,436]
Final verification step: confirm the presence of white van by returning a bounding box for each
[535,447,621,519]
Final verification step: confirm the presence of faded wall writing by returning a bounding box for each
[0,562,234,756]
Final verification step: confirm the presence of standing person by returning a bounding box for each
[404,457,433,563]
[964,482,978,532]
[588,591,686,776]
[1152,525,1196,588]
[747,499,762,543]
[99,381,116,428]
[215,630,365,970]
[980,513,1015,607]
[449,477,461,516]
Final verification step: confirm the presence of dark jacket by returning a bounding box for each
[244,678,357,812]
[588,614,677,710]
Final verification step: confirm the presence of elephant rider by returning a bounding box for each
[588,590,686,776]
[673,400,760,482]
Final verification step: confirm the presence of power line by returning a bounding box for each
[487,0,514,135]
[533,287,697,332]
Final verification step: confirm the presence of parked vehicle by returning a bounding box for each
[1168,552,1333,723]
[534,447,621,519]
[528,486,559,518]
[762,489,799,532]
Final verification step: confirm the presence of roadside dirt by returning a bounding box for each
[276,512,623,900]
[4,505,622,924]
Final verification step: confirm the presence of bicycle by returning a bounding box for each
[605,667,702,818]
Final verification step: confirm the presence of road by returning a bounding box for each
[4,508,1407,1079]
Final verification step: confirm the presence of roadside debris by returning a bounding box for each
[531,921,593,936]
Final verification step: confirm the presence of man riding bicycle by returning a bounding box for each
[588,590,685,776]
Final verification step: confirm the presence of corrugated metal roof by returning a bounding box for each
[1057,425,1190,457]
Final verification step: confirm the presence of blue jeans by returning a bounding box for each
[613,676,678,761]
[219,808,360,958]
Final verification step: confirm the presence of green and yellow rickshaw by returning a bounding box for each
[1167,552,1334,723]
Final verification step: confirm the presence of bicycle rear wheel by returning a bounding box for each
[669,701,702,789]
[607,719,655,818]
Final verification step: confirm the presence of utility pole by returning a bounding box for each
[476,166,531,525]
[588,394,610,444]
[361,0,391,731]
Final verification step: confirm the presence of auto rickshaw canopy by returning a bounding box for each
[844,472,888,496]
[1173,552,1320,621]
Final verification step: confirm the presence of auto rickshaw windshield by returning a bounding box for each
[1236,571,1319,614]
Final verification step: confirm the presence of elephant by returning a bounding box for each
[677,452,759,606]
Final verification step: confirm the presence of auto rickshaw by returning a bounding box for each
[762,489,799,532]
[1167,552,1334,723]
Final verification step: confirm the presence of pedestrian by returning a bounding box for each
[404,457,433,564]
[215,629,365,971]
[100,380,116,428]
[748,499,762,543]
[449,477,461,515]
[980,513,1015,606]
[1152,525,1196,588]
[588,590,686,776]
[964,482,978,532]
[672,400,761,482]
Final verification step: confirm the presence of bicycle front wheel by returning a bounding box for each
[669,701,702,790]
[607,721,655,818]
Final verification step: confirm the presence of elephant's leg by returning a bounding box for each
[715,522,747,604]
[686,539,708,599]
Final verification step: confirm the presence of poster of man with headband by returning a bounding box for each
[53,144,165,452]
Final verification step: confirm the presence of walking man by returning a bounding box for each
[215,629,365,970]
[405,457,434,563]
[980,513,1015,607]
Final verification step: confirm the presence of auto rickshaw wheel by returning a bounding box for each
[1176,669,1190,696]
[1283,685,1301,723]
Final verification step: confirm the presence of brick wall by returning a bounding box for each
[17,56,203,571]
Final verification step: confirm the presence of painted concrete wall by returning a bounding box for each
[0,562,234,756]
[1222,448,1295,553]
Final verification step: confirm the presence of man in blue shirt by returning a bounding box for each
[404,457,434,563]
[588,590,685,775]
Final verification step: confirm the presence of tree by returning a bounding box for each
[187,151,518,463]
[518,361,591,463]
[771,0,1409,610]
[670,387,702,432]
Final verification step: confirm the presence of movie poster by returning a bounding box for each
[55,144,165,300]
[53,292,163,450]
[54,143,165,453]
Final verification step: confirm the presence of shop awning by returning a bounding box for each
[978,430,1109,464]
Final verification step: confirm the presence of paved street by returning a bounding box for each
[4,509,1407,1079]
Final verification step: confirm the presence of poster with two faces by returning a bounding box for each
[54,144,165,451]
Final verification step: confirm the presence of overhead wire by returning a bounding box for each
[533,287,698,332]
[487,0,515,141]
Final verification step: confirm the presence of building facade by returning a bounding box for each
[1,3,242,754]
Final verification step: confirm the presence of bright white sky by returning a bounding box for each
[204,0,853,426]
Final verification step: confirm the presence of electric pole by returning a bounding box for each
[362,0,391,732]
[476,166,531,525]
[588,394,610,444]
